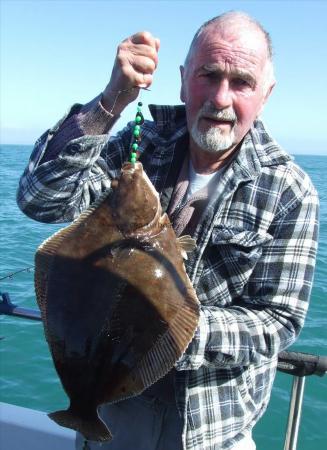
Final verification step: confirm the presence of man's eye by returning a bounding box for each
[201,72,220,80]
[232,78,251,88]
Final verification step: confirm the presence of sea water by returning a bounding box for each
[0,145,326,449]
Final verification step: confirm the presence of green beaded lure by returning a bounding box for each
[129,101,144,164]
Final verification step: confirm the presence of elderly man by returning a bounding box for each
[17,11,318,450]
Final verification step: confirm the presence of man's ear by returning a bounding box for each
[257,81,276,117]
[180,65,186,103]
[264,81,275,104]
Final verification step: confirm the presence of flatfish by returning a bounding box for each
[35,161,199,442]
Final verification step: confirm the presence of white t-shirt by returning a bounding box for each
[185,159,225,201]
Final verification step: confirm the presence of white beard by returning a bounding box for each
[190,123,236,154]
[189,103,237,154]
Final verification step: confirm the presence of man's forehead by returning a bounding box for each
[184,29,271,91]
[193,22,269,66]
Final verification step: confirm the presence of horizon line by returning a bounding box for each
[1,143,326,157]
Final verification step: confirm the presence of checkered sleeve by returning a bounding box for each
[16,120,133,223]
[176,173,319,370]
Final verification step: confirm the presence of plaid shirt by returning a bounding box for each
[17,104,319,449]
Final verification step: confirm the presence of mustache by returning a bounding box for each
[199,104,237,122]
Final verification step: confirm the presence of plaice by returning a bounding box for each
[34,161,200,442]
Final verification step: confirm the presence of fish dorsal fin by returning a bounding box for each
[177,235,196,260]
[36,188,113,255]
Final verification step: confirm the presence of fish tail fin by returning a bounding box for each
[48,408,112,442]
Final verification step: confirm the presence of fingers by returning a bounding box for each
[130,31,160,59]
[102,32,160,114]
[124,44,158,73]
[117,31,160,89]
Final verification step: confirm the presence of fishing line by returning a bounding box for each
[0,266,34,282]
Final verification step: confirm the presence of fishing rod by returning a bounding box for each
[0,291,41,321]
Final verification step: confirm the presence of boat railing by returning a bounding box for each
[277,350,326,450]
[1,290,326,450]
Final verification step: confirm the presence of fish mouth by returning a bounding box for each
[115,161,162,237]
[121,161,143,174]
[121,162,157,199]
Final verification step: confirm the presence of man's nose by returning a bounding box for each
[211,79,232,109]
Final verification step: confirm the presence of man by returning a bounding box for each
[17,11,319,450]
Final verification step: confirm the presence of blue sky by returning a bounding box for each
[1,0,326,154]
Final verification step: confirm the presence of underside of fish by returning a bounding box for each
[35,162,199,442]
